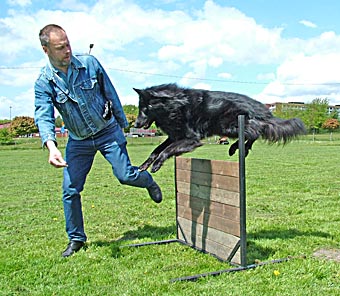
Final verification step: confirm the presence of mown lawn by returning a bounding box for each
[0,135,340,295]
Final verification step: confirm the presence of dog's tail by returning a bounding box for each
[261,117,306,143]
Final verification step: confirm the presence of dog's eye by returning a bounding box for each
[148,104,152,109]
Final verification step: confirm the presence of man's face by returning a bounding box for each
[43,30,72,71]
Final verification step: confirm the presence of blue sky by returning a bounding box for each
[1,0,340,119]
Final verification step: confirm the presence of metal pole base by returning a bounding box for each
[170,258,291,283]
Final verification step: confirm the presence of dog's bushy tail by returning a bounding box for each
[261,117,306,143]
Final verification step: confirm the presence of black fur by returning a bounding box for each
[134,83,306,173]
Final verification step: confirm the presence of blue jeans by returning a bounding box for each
[62,122,154,242]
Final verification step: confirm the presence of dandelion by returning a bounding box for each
[91,204,95,208]
[53,217,58,221]
[273,270,280,276]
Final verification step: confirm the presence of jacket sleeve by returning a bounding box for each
[34,76,57,147]
[94,57,129,129]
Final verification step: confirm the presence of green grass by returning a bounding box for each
[1,135,340,295]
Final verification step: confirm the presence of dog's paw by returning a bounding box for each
[228,147,236,156]
[139,163,149,171]
[151,162,162,173]
[150,166,160,173]
[139,159,155,171]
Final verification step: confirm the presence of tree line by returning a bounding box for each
[272,98,340,137]
[1,99,339,145]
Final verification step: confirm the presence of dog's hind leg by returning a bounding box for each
[244,139,256,156]
[139,137,173,171]
[228,138,257,157]
[151,139,203,173]
[229,140,239,156]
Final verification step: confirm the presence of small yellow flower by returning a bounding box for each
[91,204,95,208]
[273,270,280,276]
[53,217,58,221]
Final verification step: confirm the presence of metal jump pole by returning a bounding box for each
[238,115,247,267]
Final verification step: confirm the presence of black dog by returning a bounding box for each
[134,83,306,173]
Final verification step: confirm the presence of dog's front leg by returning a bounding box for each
[139,138,173,171]
[151,139,203,173]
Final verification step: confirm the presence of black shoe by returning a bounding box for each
[147,181,162,203]
[62,241,85,257]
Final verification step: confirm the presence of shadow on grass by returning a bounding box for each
[90,226,330,261]
[248,228,330,241]
[246,228,331,263]
[90,224,176,258]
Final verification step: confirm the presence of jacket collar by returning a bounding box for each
[42,55,86,82]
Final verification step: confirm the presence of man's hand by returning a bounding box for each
[45,140,68,168]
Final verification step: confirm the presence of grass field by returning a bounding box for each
[1,135,340,295]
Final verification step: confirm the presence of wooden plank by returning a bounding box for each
[175,157,242,264]
[177,217,238,251]
[177,217,241,263]
[176,169,239,192]
[177,204,240,237]
[176,182,240,207]
[177,194,240,221]
[176,157,239,177]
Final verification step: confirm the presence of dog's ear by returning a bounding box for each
[133,88,142,95]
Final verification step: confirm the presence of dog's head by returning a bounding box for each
[134,84,182,129]
[133,88,155,129]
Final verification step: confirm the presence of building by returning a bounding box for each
[266,102,340,118]
[0,123,11,129]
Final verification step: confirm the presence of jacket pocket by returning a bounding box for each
[80,77,98,90]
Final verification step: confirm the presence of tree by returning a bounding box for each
[273,102,305,120]
[55,115,63,128]
[10,116,38,137]
[123,105,139,116]
[125,113,137,133]
[304,98,329,139]
[121,105,138,132]
[0,119,11,125]
[0,128,14,145]
[322,118,340,141]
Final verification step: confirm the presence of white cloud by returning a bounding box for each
[0,87,35,118]
[55,0,90,11]
[299,20,317,28]
[257,72,275,81]
[256,53,340,104]
[193,83,211,90]
[7,0,31,7]
[218,72,232,79]
[157,1,285,65]
[0,62,41,88]
[0,96,13,119]
[2,0,340,117]
[0,1,328,69]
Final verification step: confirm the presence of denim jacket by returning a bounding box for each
[34,54,128,145]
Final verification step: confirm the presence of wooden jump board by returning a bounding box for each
[175,157,241,264]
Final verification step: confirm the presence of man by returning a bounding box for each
[34,24,162,257]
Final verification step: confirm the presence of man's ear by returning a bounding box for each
[42,45,48,54]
